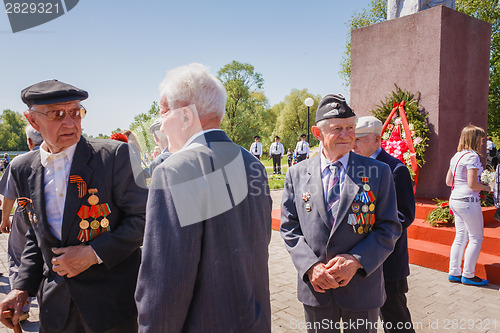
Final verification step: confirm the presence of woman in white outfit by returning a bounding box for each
[446,125,490,286]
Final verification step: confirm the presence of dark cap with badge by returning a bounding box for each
[315,94,356,123]
[254,135,260,139]
[21,79,88,108]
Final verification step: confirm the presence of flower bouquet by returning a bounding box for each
[425,199,454,226]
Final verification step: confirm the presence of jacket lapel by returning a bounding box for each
[28,153,60,245]
[305,156,331,231]
[330,153,361,235]
[61,137,93,245]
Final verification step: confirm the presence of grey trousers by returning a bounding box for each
[304,302,379,333]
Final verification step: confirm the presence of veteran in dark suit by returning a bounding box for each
[0,80,148,332]
[353,116,416,333]
[280,94,401,333]
[135,63,272,332]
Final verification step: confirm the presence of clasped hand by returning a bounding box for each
[307,254,361,293]
[51,245,98,278]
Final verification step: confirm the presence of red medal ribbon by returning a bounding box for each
[367,191,376,202]
[77,205,90,219]
[89,205,99,218]
[362,177,369,183]
[69,175,87,198]
[78,229,90,242]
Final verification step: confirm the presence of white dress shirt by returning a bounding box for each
[40,142,77,240]
[249,142,262,157]
[295,140,310,157]
[269,142,284,157]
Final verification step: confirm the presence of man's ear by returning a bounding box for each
[24,110,41,132]
[311,126,322,141]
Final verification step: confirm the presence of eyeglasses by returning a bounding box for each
[29,106,86,121]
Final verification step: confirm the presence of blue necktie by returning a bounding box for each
[326,162,342,225]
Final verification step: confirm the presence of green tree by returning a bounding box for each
[340,0,500,135]
[217,60,268,147]
[130,102,160,153]
[0,109,28,151]
[273,89,322,152]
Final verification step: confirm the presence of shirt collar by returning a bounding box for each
[320,150,350,173]
[370,147,383,159]
[40,142,78,167]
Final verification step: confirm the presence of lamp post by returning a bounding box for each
[304,97,314,143]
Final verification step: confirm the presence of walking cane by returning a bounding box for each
[1,310,23,333]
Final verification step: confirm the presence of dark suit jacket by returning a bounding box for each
[376,149,415,281]
[149,148,172,176]
[10,136,148,332]
[136,130,272,333]
[281,152,401,311]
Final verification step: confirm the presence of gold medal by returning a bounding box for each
[361,205,369,213]
[80,220,89,229]
[100,218,109,228]
[90,219,100,229]
[358,226,364,234]
[369,203,375,211]
[88,189,99,206]
[363,184,371,191]
[305,203,311,212]
[364,225,370,233]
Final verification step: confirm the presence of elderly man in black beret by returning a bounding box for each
[0,79,148,332]
[280,94,401,333]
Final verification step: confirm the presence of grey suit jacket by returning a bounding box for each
[135,130,272,333]
[10,136,148,332]
[281,152,401,311]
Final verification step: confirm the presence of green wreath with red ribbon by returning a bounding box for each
[371,85,429,190]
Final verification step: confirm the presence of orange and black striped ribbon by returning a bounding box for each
[17,197,32,209]
[69,175,87,198]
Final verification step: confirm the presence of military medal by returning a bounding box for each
[77,205,91,242]
[100,203,111,231]
[88,189,99,206]
[358,226,364,234]
[369,203,375,212]
[305,203,311,212]
[364,225,370,233]
[302,192,311,202]
[361,205,369,213]
[351,203,360,213]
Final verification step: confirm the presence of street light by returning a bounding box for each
[304,97,314,143]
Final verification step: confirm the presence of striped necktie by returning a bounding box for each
[326,161,342,224]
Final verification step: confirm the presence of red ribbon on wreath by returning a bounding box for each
[380,100,419,193]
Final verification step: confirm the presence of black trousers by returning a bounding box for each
[379,278,415,333]
[272,154,281,173]
[304,303,379,333]
[297,153,307,162]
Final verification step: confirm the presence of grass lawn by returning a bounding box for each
[260,156,289,189]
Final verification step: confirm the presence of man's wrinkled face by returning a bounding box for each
[159,96,187,153]
[353,133,379,157]
[314,117,356,157]
[25,100,82,153]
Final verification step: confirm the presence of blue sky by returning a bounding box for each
[0,0,372,136]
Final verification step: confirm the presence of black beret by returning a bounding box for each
[315,94,355,123]
[254,135,260,139]
[21,79,88,108]
[300,134,306,138]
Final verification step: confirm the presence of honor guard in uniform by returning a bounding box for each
[0,80,148,333]
[295,134,310,163]
[353,116,416,333]
[250,135,263,160]
[269,135,284,174]
[280,94,401,333]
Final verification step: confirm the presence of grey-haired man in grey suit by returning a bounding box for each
[135,63,272,332]
[281,94,401,333]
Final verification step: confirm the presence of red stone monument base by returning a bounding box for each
[350,6,492,198]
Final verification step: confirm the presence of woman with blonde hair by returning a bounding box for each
[446,125,490,286]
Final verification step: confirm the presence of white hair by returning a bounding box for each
[159,63,227,121]
[25,124,43,146]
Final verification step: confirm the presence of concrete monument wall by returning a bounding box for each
[350,5,491,198]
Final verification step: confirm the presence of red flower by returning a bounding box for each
[440,202,449,208]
